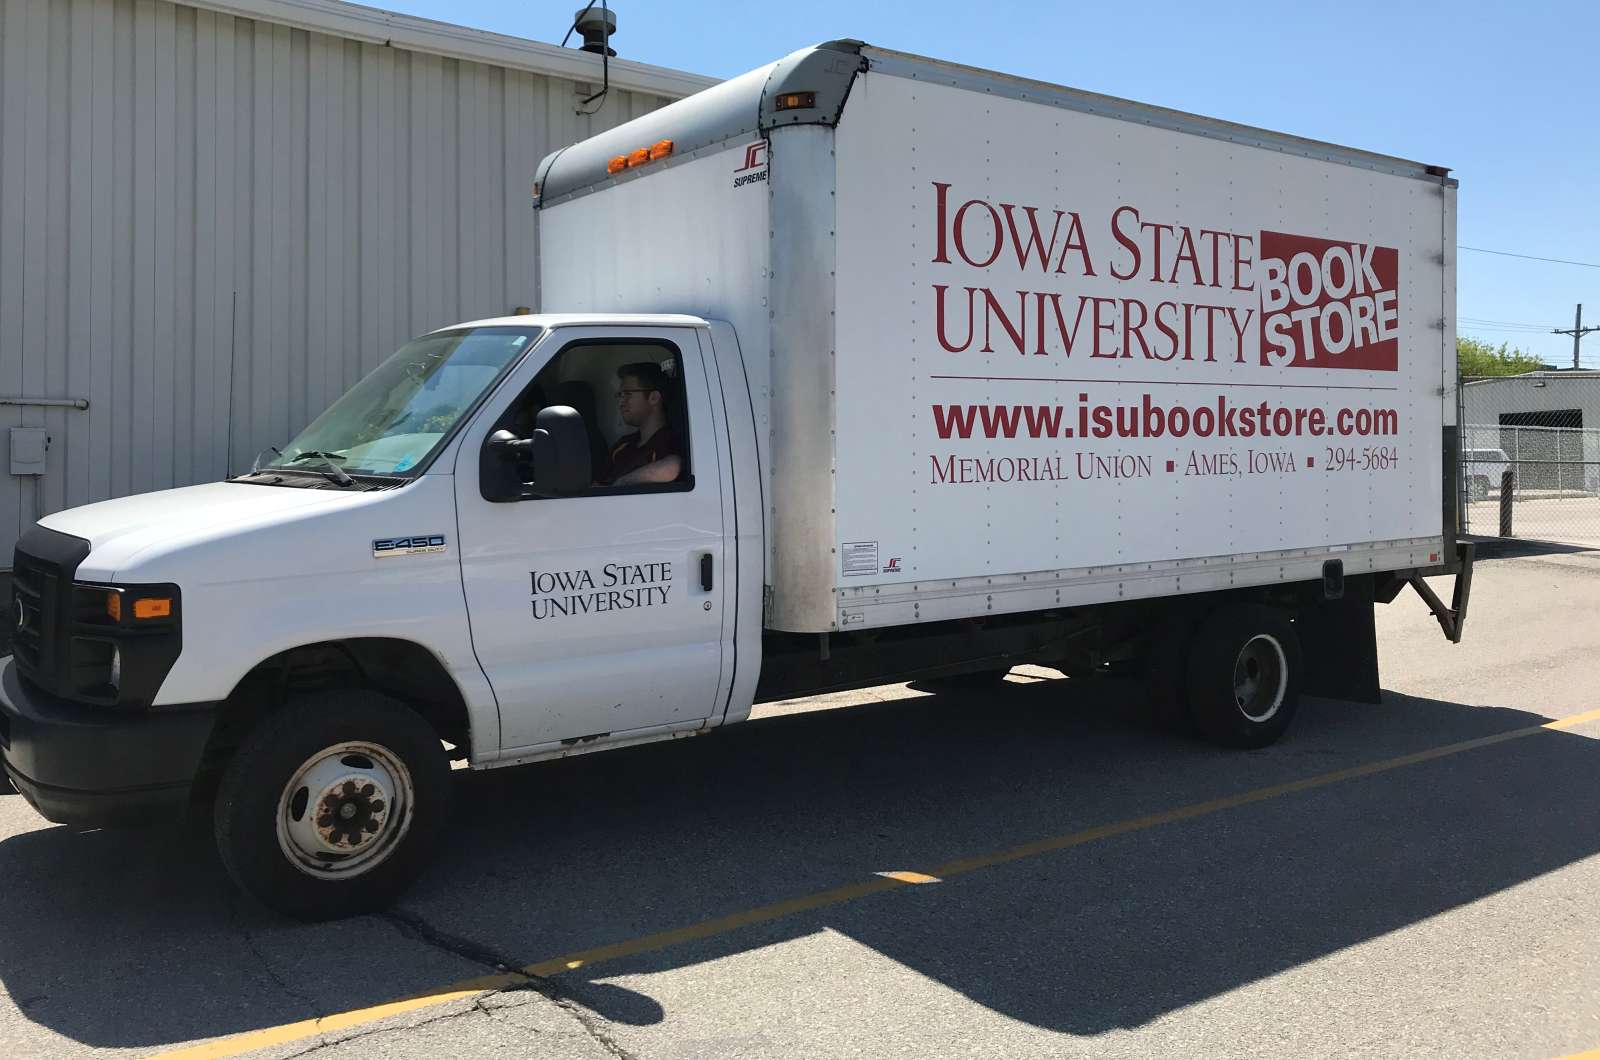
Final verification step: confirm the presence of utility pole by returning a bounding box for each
[1554,303,1600,369]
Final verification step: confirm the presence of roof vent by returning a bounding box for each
[574,4,617,57]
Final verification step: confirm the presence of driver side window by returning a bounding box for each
[496,340,693,495]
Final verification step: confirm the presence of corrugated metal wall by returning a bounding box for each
[0,0,673,564]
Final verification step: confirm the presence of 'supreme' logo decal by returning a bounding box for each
[1259,231,1400,371]
[734,140,769,188]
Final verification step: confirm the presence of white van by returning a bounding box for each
[1462,448,1511,499]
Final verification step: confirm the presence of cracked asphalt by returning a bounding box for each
[5,542,1600,1059]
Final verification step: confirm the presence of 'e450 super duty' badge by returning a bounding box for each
[373,535,447,558]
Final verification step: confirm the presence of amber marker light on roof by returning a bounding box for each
[649,139,674,160]
[607,155,628,174]
[775,91,816,111]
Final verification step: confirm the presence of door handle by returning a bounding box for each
[700,553,714,592]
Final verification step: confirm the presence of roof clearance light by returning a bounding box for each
[775,91,816,111]
[607,155,628,174]
[649,139,674,161]
[626,147,651,168]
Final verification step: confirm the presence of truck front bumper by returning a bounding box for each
[0,656,217,827]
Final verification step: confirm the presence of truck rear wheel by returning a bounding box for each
[1185,603,1301,748]
[213,691,451,920]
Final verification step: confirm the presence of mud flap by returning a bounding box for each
[1297,574,1382,704]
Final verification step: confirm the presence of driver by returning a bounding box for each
[598,362,682,486]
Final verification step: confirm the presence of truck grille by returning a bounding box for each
[11,527,91,697]
[11,554,50,671]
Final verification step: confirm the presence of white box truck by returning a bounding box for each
[1,41,1473,918]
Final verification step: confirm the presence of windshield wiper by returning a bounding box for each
[284,451,354,486]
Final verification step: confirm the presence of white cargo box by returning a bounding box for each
[537,42,1456,634]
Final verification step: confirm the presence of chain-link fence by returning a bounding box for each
[1459,373,1600,548]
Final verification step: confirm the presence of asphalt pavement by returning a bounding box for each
[3,545,1600,1059]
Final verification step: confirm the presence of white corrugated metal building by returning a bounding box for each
[0,0,715,566]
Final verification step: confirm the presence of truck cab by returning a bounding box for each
[4,314,763,918]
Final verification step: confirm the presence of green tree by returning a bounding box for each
[1457,336,1545,377]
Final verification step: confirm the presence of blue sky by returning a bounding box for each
[387,0,1600,367]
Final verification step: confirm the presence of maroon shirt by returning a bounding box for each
[599,426,681,485]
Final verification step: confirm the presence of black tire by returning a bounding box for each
[214,690,452,921]
[1184,602,1301,749]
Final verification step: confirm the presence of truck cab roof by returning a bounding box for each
[435,312,712,333]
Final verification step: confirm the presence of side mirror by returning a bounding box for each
[480,430,531,502]
[479,406,592,503]
[529,405,592,496]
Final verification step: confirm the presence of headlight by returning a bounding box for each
[67,582,183,708]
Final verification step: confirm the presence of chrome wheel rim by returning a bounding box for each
[275,741,414,880]
[1233,634,1288,724]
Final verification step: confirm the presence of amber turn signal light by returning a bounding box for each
[133,597,172,620]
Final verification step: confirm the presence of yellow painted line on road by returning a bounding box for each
[153,973,526,1060]
[151,707,1600,1060]
[1556,1049,1600,1059]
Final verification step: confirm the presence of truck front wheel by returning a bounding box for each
[1185,603,1301,748]
[213,691,452,920]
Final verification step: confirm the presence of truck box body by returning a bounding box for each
[537,42,1458,634]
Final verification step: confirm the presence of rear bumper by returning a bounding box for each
[0,656,217,827]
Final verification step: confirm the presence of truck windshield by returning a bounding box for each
[265,326,541,477]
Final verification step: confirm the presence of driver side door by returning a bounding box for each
[452,326,734,755]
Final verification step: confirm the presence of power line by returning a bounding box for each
[1460,315,1559,329]
[1459,245,1600,269]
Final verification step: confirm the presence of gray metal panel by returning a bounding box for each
[536,60,776,205]
[0,0,683,566]
[766,125,841,632]
[862,47,1449,182]
[0,1,24,552]
[536,41,869,207]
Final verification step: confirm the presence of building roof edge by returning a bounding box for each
[181,0,720,98]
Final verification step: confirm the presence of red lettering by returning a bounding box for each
[1001,203,1066,274]
[932,404,977,440]
[1057,212,1096,277]
[977,404,1023,439]
[954,199,1003,268]
[980,289,1029,354]
[1170,227,1203,285]
[933,284,976,353]
[932,182,952,264]
[1110,205,1142,281]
